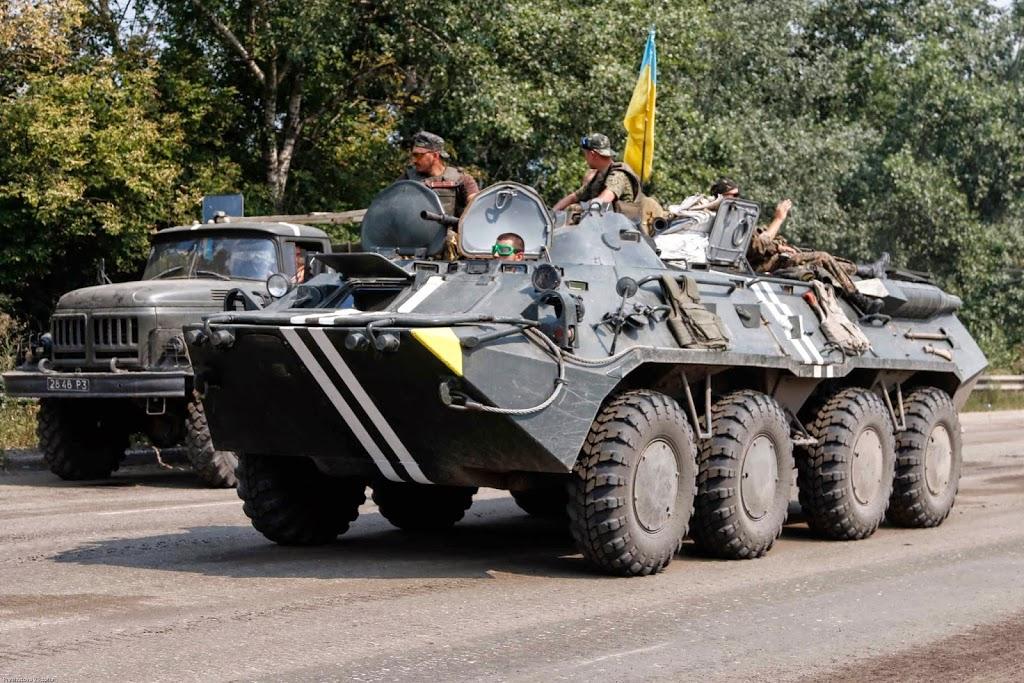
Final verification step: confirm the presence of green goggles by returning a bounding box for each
[491,243,520,256]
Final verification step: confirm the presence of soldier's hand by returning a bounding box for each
[774,199,793,221]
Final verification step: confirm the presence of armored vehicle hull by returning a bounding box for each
[188,183,986,575]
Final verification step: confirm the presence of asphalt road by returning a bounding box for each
[0,411,1022,682]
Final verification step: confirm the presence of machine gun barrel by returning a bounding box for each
[420,210,460,227]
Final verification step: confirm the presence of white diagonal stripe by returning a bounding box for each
[281,327,403,482]
[752,283,812,364]
[754,282,826,364]
[396,276,445,313]
[309,328,432,485]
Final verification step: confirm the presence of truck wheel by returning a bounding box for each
[511,486,568,518]
[691,390,794,559]
[798,388,896,540]
[237,454,365,545]
[37,399,128,480]
[888,388,962,527]
[567,390,696,577]
[185,393,238,488]
[372,482,476,531]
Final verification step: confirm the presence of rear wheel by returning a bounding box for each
[237,454,366,545]
[691,390,794,559]
[567,390,696,576]
[372,482,476,531]
[37,399,130,480]
[184,392,238,488]
[798,388,895,540]
[888,388,962,527]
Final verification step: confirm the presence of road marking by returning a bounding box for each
[95,501,239,516]
[574,642,668,667]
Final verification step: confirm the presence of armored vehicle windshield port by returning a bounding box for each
[187,181,986,575]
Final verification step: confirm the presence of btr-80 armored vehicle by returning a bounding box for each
[3,218,332,487]
[186,181,986,574]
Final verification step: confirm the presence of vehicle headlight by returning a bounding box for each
[267,273,291,299]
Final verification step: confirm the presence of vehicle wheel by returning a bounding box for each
[237,454,366,545]
[511,486,568,518]
[185,392,238,488]
[691,390,794,559]
[372,482,476,531]
[798,388,896,540]
[567,389,697,577]
[888,388,962,527]
[37,399,129,480]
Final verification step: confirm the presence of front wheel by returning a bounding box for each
[237,454,366,545]
[184,392,238,488]
[37,399,130,480]
[568,390,697,576]
[372,482,476,531]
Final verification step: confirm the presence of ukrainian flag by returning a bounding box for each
[623,29,657,183]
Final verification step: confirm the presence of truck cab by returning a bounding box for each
[3,219,332,486]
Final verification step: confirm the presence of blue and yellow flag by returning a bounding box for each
[623,30,657,183]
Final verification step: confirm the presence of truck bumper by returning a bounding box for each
[1,370,189,398]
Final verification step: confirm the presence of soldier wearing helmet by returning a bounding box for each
[552,133,644,219]
[400,131,480,218]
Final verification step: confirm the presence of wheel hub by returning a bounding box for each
[740,434,779,520]
[851,427,884,505]
[633,439,679,533]
[925,424,953,496]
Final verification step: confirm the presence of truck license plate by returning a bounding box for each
[46,377,90,392]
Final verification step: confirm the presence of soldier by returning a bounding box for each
[400,131,479,218]
[552,133,644,220]
[491,233,525,262]
[747,195,884,313]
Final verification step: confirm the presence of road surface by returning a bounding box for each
[0,410,1021,681]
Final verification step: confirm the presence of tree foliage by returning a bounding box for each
[0,0,1021,366]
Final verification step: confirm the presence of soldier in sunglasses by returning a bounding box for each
[552,132,644,221]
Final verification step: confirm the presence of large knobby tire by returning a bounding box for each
[888,388,963,527]
[798,388,896,540]
[511,485,569,519]
[185,393,238,488]
[372,482,476,531]
[237,454,366,545]
[37,399,129,480]
[567,390,697,577]
[691,390,794,559]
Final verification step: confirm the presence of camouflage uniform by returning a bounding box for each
[401,165,479,218]
[577,160,638,219]
[748,228,859,296]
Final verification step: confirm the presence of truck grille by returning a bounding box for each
[92,315,139,358]
[52,315,87,352]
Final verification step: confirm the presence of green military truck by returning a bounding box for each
[2,215,337,486]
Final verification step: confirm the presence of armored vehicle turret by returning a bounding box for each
[186,181,986,575]
[3,218,332,486]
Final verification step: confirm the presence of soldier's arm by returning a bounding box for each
[760,198,793,242]
[461,173,480,201]
[599,171,630,203]
[553,189,584,212]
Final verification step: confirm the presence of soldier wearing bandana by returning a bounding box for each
[400,131,479,218]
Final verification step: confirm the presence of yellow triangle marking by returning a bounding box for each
[411,328,463,376]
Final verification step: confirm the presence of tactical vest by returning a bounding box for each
[585,162,645,220]
[403,165,467,216]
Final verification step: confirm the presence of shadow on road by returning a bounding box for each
[50,496,598,579]
[0,465,215,490]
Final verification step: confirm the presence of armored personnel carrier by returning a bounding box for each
[186,181,986,575]
[3,218,332,487]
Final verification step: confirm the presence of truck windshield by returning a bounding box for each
[143,235,278,281]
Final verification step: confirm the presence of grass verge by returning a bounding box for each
[0,398,38,450]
